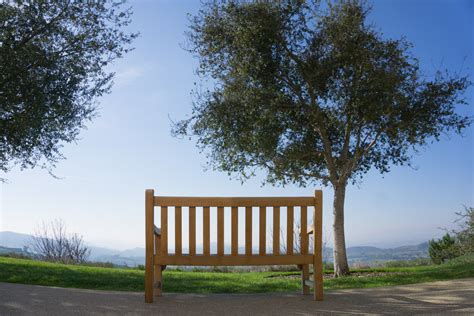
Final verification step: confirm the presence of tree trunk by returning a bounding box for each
[333,182,350,277]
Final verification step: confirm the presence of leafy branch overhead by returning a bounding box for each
[174,0,471,188]
[0,1,138,176]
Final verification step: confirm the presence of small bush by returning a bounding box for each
[444,252,474,265]
[454,206,473,254]
[429,233,460,264]
[428,207,473,264]
[31,219,90,264]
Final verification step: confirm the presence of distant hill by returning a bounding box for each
[324,243,429,264]
[0,231,146,266]
[0,245,30,256]
[0,231,33,250]
[0,231,429,267]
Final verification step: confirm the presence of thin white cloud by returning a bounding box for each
[114,66,143,86]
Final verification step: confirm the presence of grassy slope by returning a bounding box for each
[0,255,473,293]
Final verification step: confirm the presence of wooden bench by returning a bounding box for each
[145,189,323,303]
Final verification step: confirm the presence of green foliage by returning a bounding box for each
[430,206,474,264]
[453,206,474,254]
[429,234,460,264]
[444,252,474,265]
[0,255,473,293]
[429,207,474,265]
[174,0,471,188]
[0,1,137,177]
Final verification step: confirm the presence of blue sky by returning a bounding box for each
[1,0,472,250]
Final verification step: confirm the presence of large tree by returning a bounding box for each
[174,0,471,276]
[0,0,137,178]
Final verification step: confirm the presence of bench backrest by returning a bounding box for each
[145,189,323,267]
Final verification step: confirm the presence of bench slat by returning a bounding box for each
[161,206,168,256]
[259,207,266,255]
[287,206,294,255]
[175,206,182,255]
[154,196,314,207]
[273,207,280,255]
[245,207,252,255]
[203,206,210,255]
[301,206,308,255]
[189,206,196,256]
[217,206,224,256]
[231,207,238,256]
[154,254,314,266]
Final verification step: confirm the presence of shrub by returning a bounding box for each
[429,234,460,264]
[454,206,473,254]
[31,219,90,264]
[429,206,473,264]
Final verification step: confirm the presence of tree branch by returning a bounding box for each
[280,44,339,182]
[340,117,352,163]
[340,126,385,179]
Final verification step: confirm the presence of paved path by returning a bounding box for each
[1,278,473,315]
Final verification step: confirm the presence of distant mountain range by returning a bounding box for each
[0,231,146,267]
[326,243,429,263]
[0,231,428,267]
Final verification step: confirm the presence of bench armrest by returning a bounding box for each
[154,225,161,236]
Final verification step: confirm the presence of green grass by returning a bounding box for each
[0,254,473,293]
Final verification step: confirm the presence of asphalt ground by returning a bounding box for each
[1,278,473,315]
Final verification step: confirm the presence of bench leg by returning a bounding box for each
[154,234,162,297]
[154,265,162,297]
[301,264,310,295]
[313,190,323,301]
[145,262,153,303]
[313,260,323,301]
[145,189,154,303]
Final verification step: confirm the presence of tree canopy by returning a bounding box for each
[174,0,471,276]
[0,0,137,177]
[174,0,471,187]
